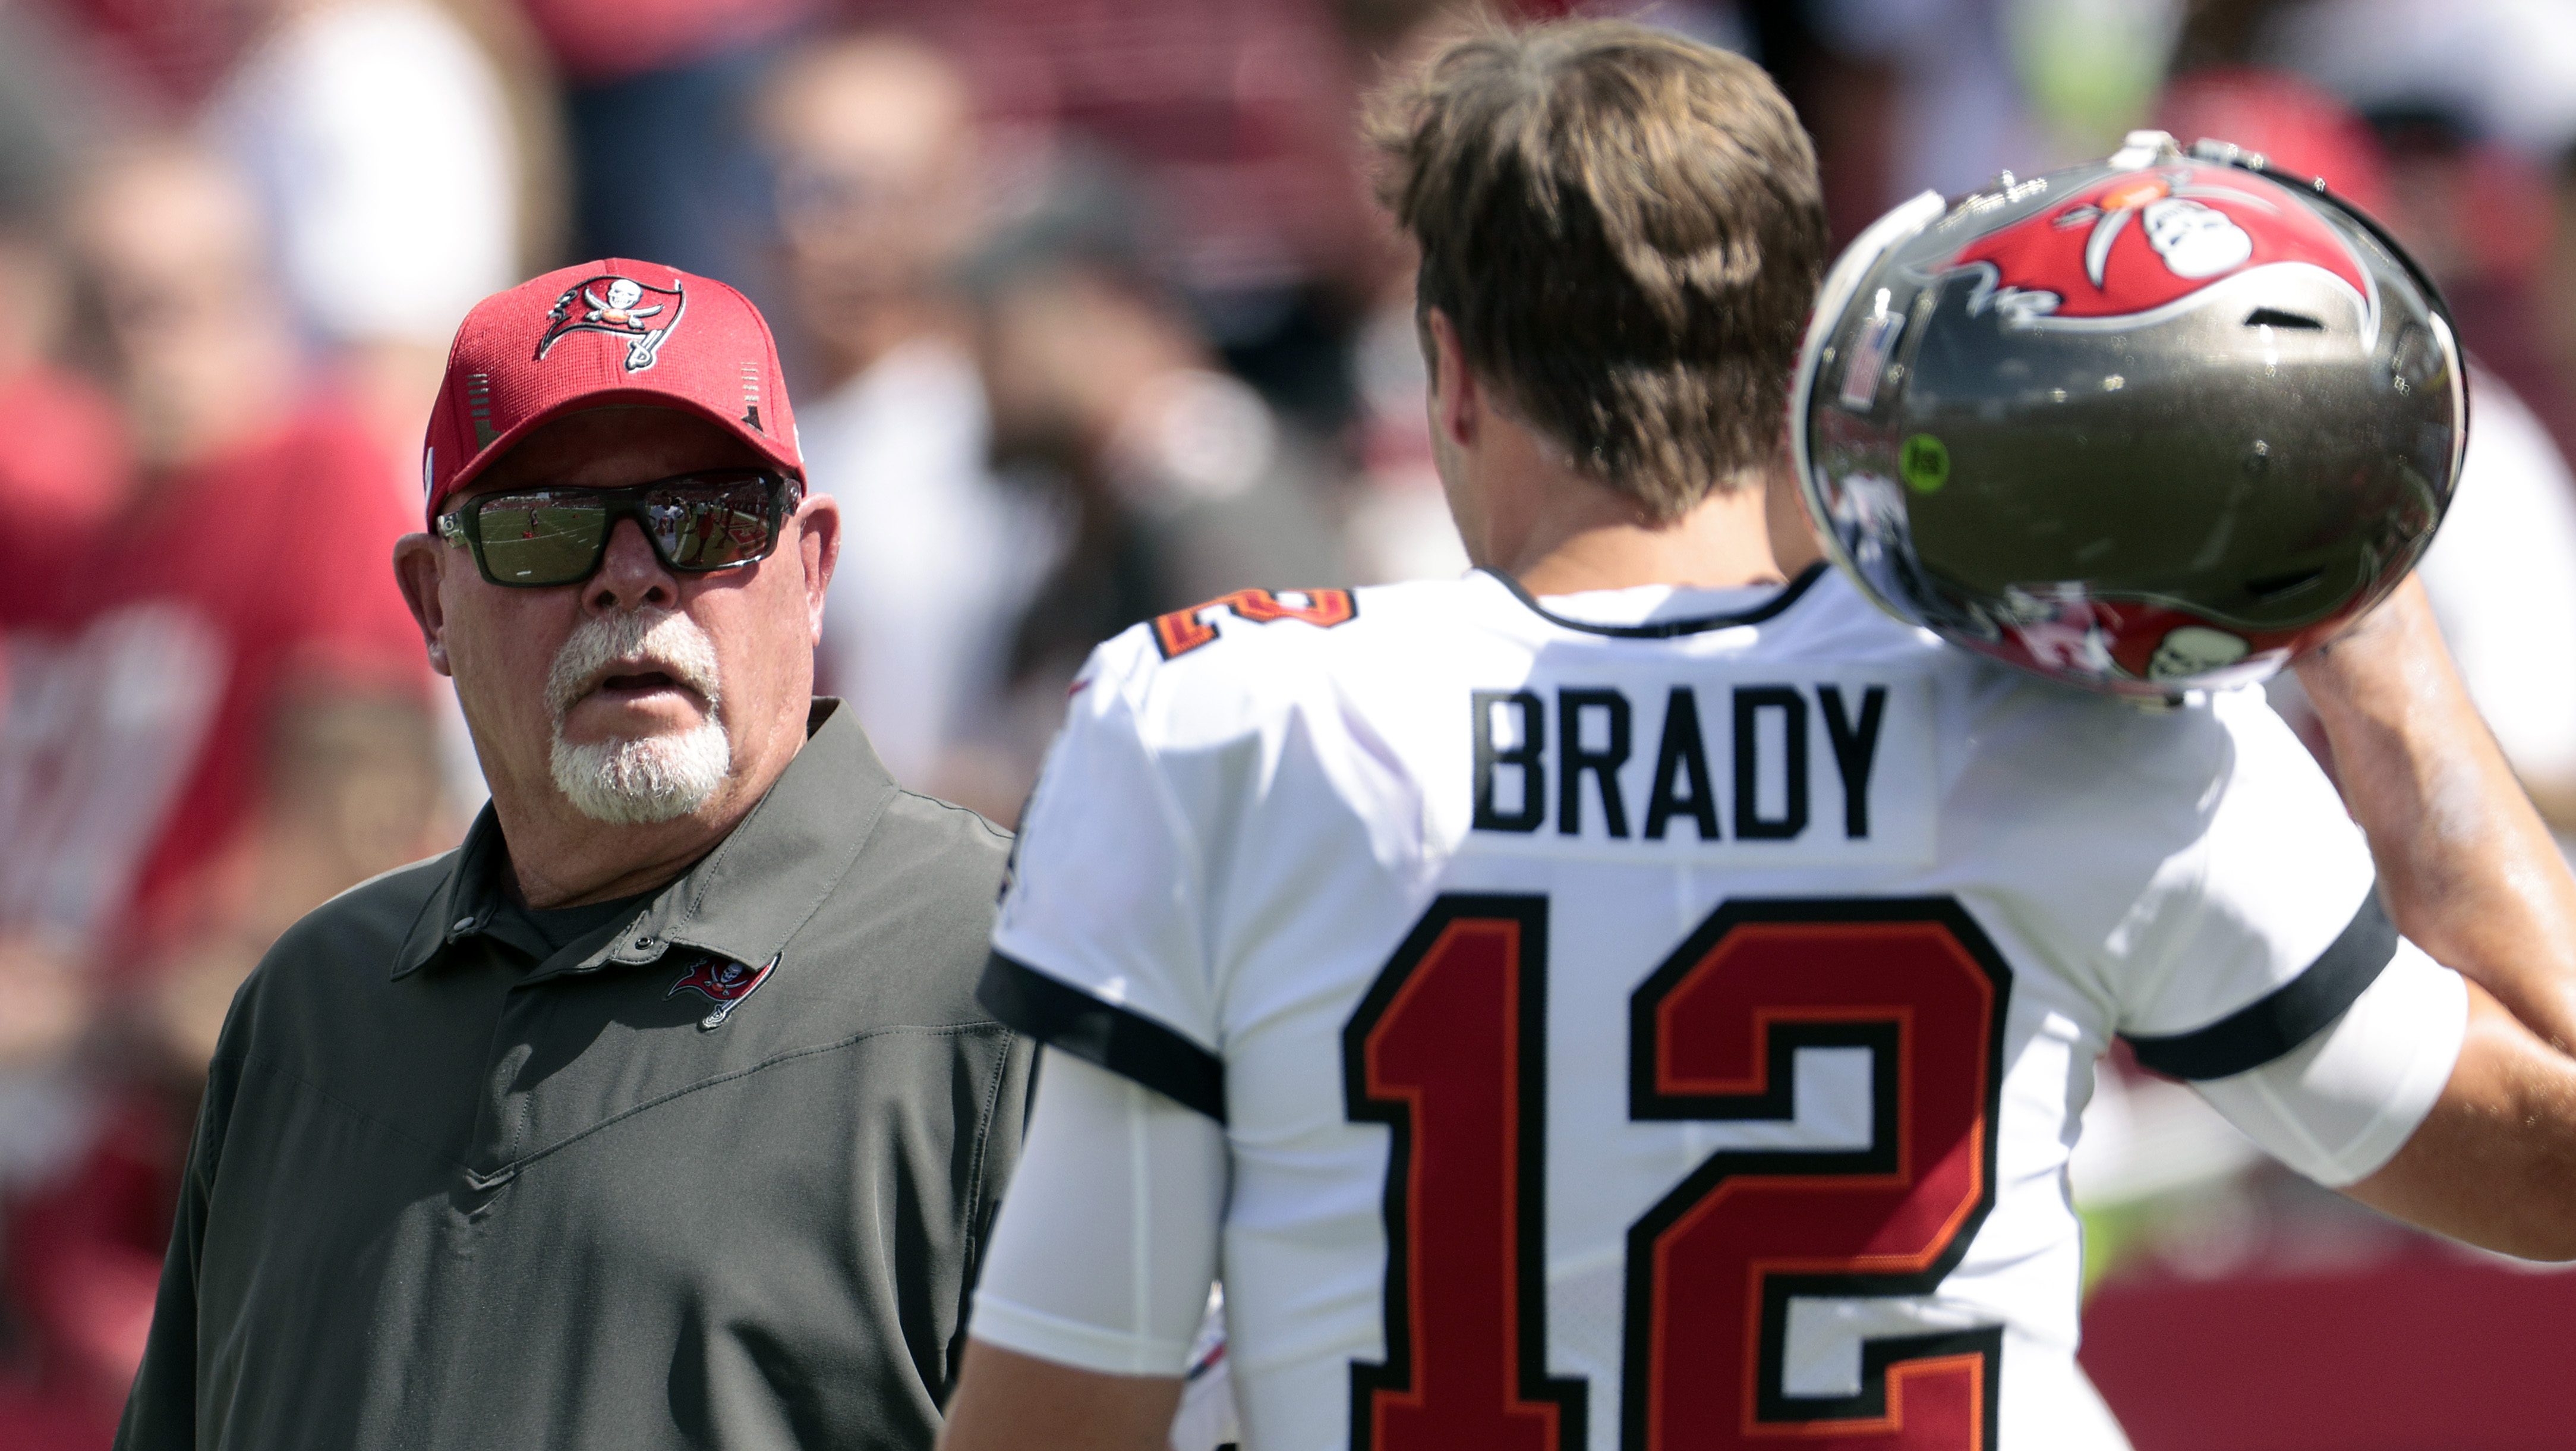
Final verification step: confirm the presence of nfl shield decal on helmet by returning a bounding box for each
[1946,166,2376,336]
[535,273,688,371]
[667,951,778,1029]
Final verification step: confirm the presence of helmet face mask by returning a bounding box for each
[1793,133,2465,700]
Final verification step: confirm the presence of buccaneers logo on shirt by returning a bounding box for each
[667,950,778,1029]
[535,274,687,372]
[1947,166,2375,335]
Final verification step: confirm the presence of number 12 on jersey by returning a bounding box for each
[1342,894,2013,1450]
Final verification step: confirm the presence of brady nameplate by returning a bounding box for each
[1463,669,1935,866]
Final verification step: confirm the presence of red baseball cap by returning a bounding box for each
[421,259,803,525]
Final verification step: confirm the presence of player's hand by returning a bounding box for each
[2291,575,2443,697]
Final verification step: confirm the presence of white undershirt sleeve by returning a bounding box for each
[2190,938,2468,1187]
[969,1049,1228,1376]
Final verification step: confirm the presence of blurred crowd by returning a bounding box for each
[2,0,2575,1444]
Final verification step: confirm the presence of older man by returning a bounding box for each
[115,261,1030,1450]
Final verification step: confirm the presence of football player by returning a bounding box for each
[939,18,2576,1451]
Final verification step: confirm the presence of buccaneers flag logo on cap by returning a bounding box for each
[536,273,688,372]
[1947,166,2376,338]
[667,951,778,1030]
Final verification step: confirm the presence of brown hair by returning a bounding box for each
[1368,18,1827,521]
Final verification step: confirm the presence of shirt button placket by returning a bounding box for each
[462,964,553,1201]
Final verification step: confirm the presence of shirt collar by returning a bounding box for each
[392,699,898,981]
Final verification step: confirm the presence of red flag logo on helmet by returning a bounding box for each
[1947,166,2374,335]
[666,950,777,1030]
[535,273,688,372]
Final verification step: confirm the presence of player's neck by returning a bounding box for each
[1494,461,1790,598]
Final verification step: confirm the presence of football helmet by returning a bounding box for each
[1792,131,2465,698]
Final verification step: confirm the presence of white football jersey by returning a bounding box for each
[982,567,2463,1450]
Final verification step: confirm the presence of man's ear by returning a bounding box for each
[1426,307,1480,452]
[794,492,842,645]
[391,533,454,678]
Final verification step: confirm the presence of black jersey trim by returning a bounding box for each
[1477,561,1829,638]
[2124,890,2399,1081]
[979,952,1228,1122]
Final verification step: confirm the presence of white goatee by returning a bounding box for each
[545,609,731,825]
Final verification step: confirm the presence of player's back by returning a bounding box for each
[991,565,2448,1450]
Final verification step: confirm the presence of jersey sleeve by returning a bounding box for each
[2099,688,2409,1080]
[967,1049,1227,1376]
[2190,938,2467,1186]
[981,634,1228,1120]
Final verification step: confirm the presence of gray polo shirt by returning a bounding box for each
[117,700,1030,1451]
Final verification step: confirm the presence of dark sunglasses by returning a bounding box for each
[438,470,804,588]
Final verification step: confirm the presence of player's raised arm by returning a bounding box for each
[2297,578,2576,1047]
[2294,578,2576,1258]
[1790,121,2576,1274]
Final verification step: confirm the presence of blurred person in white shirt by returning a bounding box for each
[752,32,1042,798]
[207,0,528,456]
[206,0,547,822]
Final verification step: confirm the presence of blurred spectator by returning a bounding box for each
[0,143,444,1439]
[24,139,443,997]
[205,0,527,458]
[0,318,126,629]
[1806,0,2057,210]
[0,5,130,629]
[31,0,260,117]
[753,31,1048,797]
[0,998,201,1446]
[1805,0,2190,218]
[935,0,1381,430]
[524,0,807,285]
[2266,0,2576,159]
[963,172,1349,816]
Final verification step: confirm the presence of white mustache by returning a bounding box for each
[544,609,723,724]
